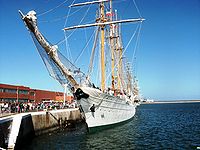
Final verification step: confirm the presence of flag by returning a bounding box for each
[106,11,114,17]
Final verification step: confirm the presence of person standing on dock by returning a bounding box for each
[90,104,95,117]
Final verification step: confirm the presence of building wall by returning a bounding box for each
[0,84,30,103]
[33,90,58,103]
[0,83,73,103]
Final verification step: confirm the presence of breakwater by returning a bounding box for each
[142,100,200,104]
[0,108,85,149]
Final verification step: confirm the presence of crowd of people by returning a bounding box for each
[0,101,77,115]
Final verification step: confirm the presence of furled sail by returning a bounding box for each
[19,10,85,88]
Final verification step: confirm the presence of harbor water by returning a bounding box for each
[23,103,200,150]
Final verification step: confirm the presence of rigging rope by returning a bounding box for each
[59,4,94,63]
[87,27,100,76]
[131,23,142,71]
[96,42,101,86]
[131,24,142,64]
[63,3,94,67]
[39,7,84,23]
[55,0,79,47]
[132,0,142,18]
[65,4,92,39]
[62,0,76,64]
[64,31,74,63]
[37,0,69,17]
[74,28,96,64]
[55,20,94,46]
[64,0,76,27]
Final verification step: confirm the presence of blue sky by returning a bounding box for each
[0,0,200,100]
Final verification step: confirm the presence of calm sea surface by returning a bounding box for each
[23,103,200,150]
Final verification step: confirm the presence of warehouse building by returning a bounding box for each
[0,83,73,103]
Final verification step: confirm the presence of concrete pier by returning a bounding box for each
[0,108,84,149]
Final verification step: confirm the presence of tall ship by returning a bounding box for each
[19,0,144,130]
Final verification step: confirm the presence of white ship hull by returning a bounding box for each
[79,87,136,129]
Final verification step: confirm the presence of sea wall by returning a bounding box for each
[0,108,84,149]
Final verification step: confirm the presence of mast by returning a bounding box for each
[100,2,106,91]
[119,35,123,91]
[63,0,145,91]
[117,46,122,90]
[109,0,115,90]
[126,62,132,96]
[115,10,122,91]
[133,78,139,100]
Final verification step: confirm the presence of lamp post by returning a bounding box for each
[63,84,67,106]
[34,90,36,103]
[16,87,19,103]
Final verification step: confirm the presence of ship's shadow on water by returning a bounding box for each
[23,103,200,150]
[21,122,88,150]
